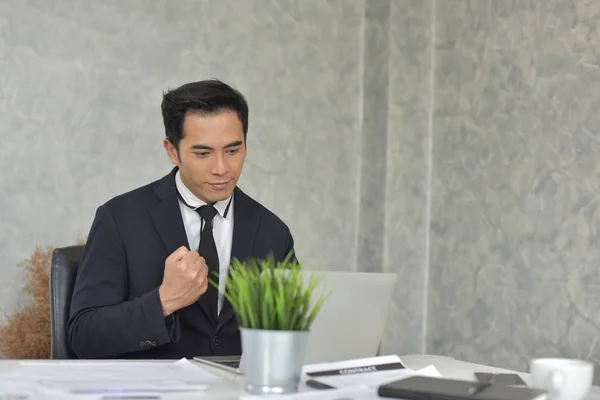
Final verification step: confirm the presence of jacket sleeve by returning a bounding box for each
[284,226,297,263]
[67,204,178,358]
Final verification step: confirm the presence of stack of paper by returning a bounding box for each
[0,379,34,400]
[0,358,220,397]
[240,385,376,400]
[303,355,442,389]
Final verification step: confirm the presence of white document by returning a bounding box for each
[303,355,442,389]
[240,385,376,400]
[303,355,405,375]
[417,364,443,377]
[0,358,219,396]
[0,379,34,400]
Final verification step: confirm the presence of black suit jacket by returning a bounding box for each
[67,168,295,359]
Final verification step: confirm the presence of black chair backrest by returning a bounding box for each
[49,245,84,359]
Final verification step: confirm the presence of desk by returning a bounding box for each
[1,355,598,399]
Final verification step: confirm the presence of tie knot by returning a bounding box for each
[196,205,218,222]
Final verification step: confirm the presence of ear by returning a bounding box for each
[163,139,180,165]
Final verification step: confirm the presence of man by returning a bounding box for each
[68,79,296,359]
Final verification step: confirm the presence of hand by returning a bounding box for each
[158,246,209,317]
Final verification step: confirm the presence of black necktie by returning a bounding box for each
[196,205,219,320]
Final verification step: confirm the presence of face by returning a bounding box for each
[164,109,246,204]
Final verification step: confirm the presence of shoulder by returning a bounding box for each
[234,187,291,233]
[103,182,156,211]
[234,187,296,260]
[98,172,170,217]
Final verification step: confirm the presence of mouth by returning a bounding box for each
[208,181,230,191]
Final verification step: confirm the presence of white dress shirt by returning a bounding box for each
[175,170,234,316]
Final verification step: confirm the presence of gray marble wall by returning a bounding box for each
[363,0,600,376]
[379,0,433,357]
[428,0,600,377]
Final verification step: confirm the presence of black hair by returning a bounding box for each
[161,79,249,150]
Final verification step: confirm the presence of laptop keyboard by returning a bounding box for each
[219,360,241,368]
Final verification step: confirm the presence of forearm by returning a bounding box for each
[68,287,173,359]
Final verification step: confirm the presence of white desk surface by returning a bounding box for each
[1,355,598,399]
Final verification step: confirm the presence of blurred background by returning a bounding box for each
[1,0,600,379]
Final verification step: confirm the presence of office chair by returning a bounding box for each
[49,245,84,359]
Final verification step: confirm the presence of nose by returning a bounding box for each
[210,153,229,176]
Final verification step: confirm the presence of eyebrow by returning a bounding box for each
[190,141,243,151]
[224,140,243,149]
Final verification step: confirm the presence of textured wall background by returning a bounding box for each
[380,0,433,357]
[428,0,600,379]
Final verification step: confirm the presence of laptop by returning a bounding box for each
[193,270,397,374]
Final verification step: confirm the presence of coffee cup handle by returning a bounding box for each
[550,370,564,393]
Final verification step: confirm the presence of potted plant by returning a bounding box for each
[210,253,330,395]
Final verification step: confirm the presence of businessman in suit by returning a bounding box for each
[67,79,296,359]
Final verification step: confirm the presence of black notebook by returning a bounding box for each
[378,376,547,400]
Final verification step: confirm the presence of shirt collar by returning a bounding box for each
[175,170,233,218]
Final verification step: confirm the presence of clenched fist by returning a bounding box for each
[158,246,209,317]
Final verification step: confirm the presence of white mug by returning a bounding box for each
[530,358,593,400]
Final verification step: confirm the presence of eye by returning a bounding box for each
[227,149,239,155]
[194,152,210,158]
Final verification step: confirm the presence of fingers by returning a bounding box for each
[193,256,208,272]
[197,270,209,292]
[181,250,200,265]
[167,246,189,262]
[200,278,209,294]
[194,257,209,287]
[192,262,209,296]
[172,251,199,278]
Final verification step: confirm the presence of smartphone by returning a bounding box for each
[474,372,527,386]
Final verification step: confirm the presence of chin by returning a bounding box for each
[209,190,234,203]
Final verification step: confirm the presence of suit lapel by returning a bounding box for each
[149,167,217,327]
[230,187,260,263]
[149,168,189,254]
[217,187,260,329]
